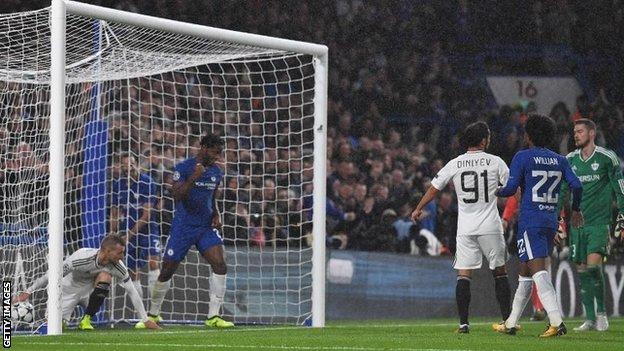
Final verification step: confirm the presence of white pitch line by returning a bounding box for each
[19,341,473,351]
[13,319,593,337]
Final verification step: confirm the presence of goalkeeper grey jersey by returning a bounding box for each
[28,248,130,292]
[63,248,130,283]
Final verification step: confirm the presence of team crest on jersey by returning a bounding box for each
[173,171,181,181]
[211,176,216,181]
[571,165,577,172]
[591,162,599,171]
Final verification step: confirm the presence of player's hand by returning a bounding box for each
[12,292,30,304]
[556,217,567,239]
[212,215,222,229]
[410,208,423,222]
[615,213,624,238]
[571,210,584,229]
[143,320,161,330]
[190,163,205,181]
[553,233,563,246]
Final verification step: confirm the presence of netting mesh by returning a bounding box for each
[0,7,317,331]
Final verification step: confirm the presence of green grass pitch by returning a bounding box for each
[12,318,624,351]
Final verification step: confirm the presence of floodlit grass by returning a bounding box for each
[12,317,624,351]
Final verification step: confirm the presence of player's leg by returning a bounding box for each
[502,262,532,332]
[147,228,162,301]
[199,228,234,328]
[79,272,112,330]
[586,225,609,331]
[479,234,511,322]
[61,276,86,328]
[497,227,533,332]
[524,228,566,337]
[127,236,144,300]
[530,281,546,321]
[571,226,595,330]
[453,235,481,333]
[148,226,191,320]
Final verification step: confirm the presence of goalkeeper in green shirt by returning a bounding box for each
[559,118,624,332]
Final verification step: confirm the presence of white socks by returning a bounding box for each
[149,279,170,316]
[208,273,226,318]
[506,276,532,328]
[148,269,160,299]
[132,279,144,300]
[533,270,563,327]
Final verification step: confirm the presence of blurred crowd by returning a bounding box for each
[1,1,624,257]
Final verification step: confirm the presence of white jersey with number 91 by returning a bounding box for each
[431,150,509,236]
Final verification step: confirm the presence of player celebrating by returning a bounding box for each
[411,121,511,334]
[147,134,234,328]
[110,153,162,302]
[13,235,159,330]
[560,118,624,332]
[495,115,583,338]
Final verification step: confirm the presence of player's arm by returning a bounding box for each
[128,202,152,240]
[501,196,518,231]
[172,163,204,201]
[606,156,624,236]
[130,178,159,237]
[562,157,583,228]
[110,179,120,233]
[496,154,522,197]
[110,205,120,233]
[212,184,222,229]
[119,272,160,329]
[411,161,452,222]
[14,255,74,302]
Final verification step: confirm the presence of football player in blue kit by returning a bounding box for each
[494,115,583,338]
[111,153,161,303]
[147,134,234,328]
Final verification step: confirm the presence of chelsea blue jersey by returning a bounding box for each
[498,147,582,230]
[111,173,158,233]
[172,157,223,228]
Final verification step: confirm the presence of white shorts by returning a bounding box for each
[453,234,507,270]
[61,274,94,321]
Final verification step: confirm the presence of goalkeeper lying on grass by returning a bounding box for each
[13,234,160,330]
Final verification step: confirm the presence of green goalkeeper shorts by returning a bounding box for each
[569,224,610,263]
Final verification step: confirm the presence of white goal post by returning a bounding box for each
[2,0,327,335]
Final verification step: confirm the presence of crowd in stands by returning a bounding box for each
[1,1,624,257]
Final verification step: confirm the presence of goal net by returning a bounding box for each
[0,0,326,333]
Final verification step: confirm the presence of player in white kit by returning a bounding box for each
[411,121,511,333]
[13,234,159,330]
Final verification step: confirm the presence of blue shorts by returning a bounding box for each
[516,226,555,262]
[163,224,223,262]
[126,227,161,269]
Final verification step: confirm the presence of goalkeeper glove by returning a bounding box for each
[557,217,567,240]
[615,213,624,238]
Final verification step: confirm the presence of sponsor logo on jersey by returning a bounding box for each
[578,174,600,183]
[591,162,599,171]
[195,181,217,189]
[538,204,556,211]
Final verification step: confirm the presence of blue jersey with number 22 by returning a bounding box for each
[498,147,582,230]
